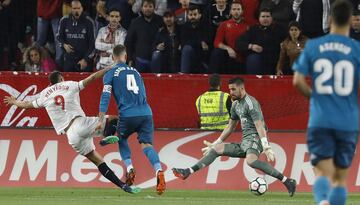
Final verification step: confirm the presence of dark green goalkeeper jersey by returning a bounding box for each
[230,94,267,139]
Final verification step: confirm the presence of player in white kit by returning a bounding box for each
[4,69,139,194]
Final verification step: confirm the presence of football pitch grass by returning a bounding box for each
[1,187,360,205]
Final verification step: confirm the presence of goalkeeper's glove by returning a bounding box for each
[260,137,275,162]
[201,138,222,156]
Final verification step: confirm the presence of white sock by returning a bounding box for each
[156,169,162,175]
[127,165,134,173]
[189,168,194,173]
[282,176,288,183]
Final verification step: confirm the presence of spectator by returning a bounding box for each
[209,0,230,28]
[22,45,57,72]
[350,10,360,41]
[195,74,231,130]
[175,0,190,25]
[151,10,181,73]
[96,0,135,31]
[129,0,167,16]
[36,0,63,68]
[58,0,95,72]
[95,9,127,70]
[208,0,230,41]
[180,5,210,73]
[276,21,307,75]
[241,0,259,26]
[260,0,295,29]
[236,8,286,75]
[0,0,24,70]
[125,0,163,72]
[19,0,36,52]
[293,0,331,38]
[209,0,248,74]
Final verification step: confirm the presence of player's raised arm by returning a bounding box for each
[82,66,112,88]
[3,96,35,109]
[293,71,312,98]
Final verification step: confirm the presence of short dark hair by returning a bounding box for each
[49,71,63,85]
[331,0,353,26]
[228,77,244,86]
[141,0,155,7]
[113,44,127,57]
[108,8,121,15]
[188,5,201,13]
[163,9,175,17]
[209,74,221,88]
[259,7,272,17]
[231,0,243,9]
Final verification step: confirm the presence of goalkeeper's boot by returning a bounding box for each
[156,170,166,195]
[126,168,136,186]
[172,168,190,180]
[99,135,119,146]
[120,183,141,194]
[284,178,297,197]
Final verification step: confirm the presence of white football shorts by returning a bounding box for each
[66,116,106,155]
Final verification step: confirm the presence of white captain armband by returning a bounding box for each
[103,85,112,93]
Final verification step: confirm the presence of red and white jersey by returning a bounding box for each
[32,81,86,134]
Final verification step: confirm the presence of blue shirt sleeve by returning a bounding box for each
[292,41,312,76]
[99,70,113,113]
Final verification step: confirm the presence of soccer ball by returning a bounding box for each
[249,177,268,196]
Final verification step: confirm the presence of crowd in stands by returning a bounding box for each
[0,0,360,75]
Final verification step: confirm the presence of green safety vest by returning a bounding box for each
[196,91,229,130]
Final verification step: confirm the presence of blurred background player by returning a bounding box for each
[293,1,360,205]
[3,69,137,194]
[97,44,166,195]
[195,74,231,130]
[173,77,297,197]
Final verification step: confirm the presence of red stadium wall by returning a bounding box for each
[0,72,309,130]
[1,129,360,192]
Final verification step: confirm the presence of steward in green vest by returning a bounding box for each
[196,74,231,130]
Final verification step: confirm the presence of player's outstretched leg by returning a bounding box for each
[85,150,140,194]
[173,148,220,180]
[118,137,136,184]
[246,153,296,197]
